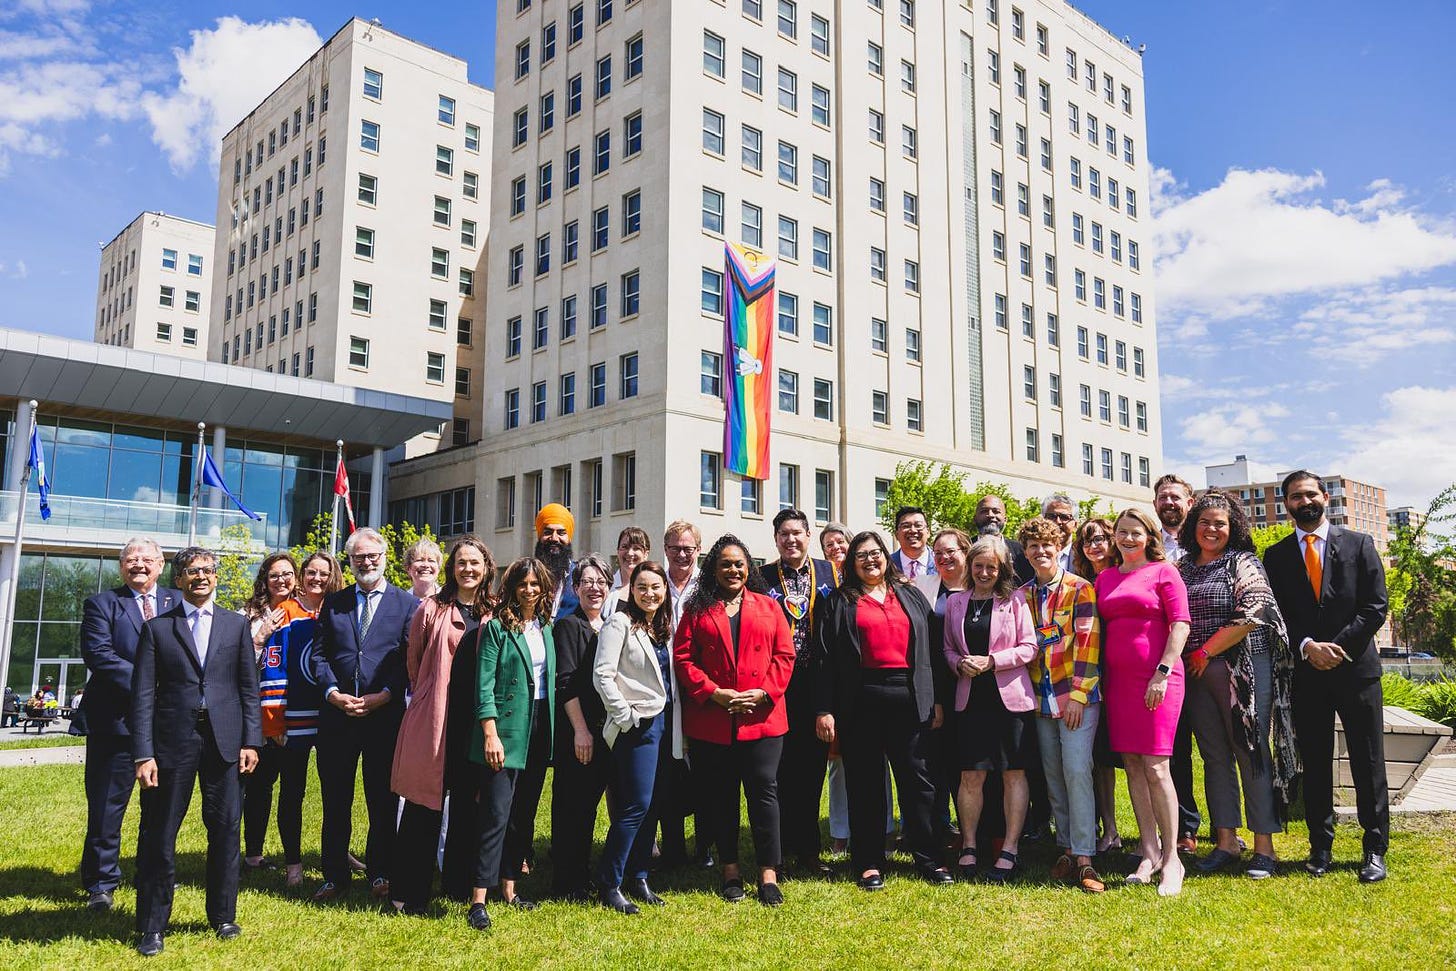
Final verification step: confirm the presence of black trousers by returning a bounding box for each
[316,705,402,887]
[840,677,939,874]
[1171,710,1203,838]
[242,739,311,863]
[134,716,241,934]
[1024,723,1053,835]
[1295,675,1389,855]
[549,724,612,896]
[81,732,137,893]
[777,669,828,862]
[691,734,784,870]
[475,700,551,889]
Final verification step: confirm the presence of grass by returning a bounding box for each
[2,757,1455,969]
[0,734,87,750]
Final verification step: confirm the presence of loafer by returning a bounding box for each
[369,877,390,899]
[598,885,640,915]
[1077,864,1106,894]
[757,882,784,907]
[856,872,885,892]
[719,877,746,902]
[1358,853,1387,884]
[214,922,242,940]
[1176,835,1198,854]
[466,902,491,931]
[136,932,164,957]
[624,877,665,907]
[1050,853,1076,883]
[1246,854,1278,880]
[86,890,114,912]
[311,880,343,903]
[1196,848,1241,873]
[1304,850,1333,877]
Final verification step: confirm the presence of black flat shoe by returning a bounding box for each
[856,872,885,891]
[86,890,114,912]
[918,863,954,885]
[598,885,641,915]
[624,877,665,906]
[1358,853,1387,884]
[214,922,242,940]
[1304,849,1333,877]
[466,903,492,930]
[758,882,784,907]
[1196,848,1242,873]
[719,877,746,902]
[957,848,979,881]
[136,932,164,957]
[984,850,1019,884]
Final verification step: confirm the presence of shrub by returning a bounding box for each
[1413,678,1456,730]
[1381,672,1425,711]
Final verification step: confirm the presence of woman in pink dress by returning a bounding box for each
[1095,508,1191,896]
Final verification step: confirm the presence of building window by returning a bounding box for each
[812,228,831,271]
[429,299,448,330]
[778,369,798,413]
[701,350,723,397]
[811,85,830,126]
[349,336,370,367]
[459,267,474,296]
[904,260,920,293]
[620,270,640,317]
[812,155,831,197]
[591,283,609,328]
[622,189,641,235]
[426,352,446,384]
[703,188,725,234]
[626,33,644,79]
[740,477,762,516]
[590,362,607,407]
[438,94,456,126]
[778,216,798,260]
[561,296,577,338]
[813,378,834,420]
[612,452,637,511]
[624,111,642,156]
[506,316,523,356]
[594,129,611,174]
[701,268,724,315]
[703,109,725,154]
[360,119,380,152]
[363,67,383,100]
[593,206,610,250]
[815,469,833,522]
[533,306,550,349]
[778,139,797,184]
[907,398,922,432]
[743,49,763,95]
[159,285,175,307]
[704,30,725,77]
[701,452,722,509]
[778,291,798,335]
[560,373,577,414]
[352,281,372,313]
[464,171,479,198]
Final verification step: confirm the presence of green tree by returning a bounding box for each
[214,522,262,611]
[1387,485,1456,658]
[1250,523,1294,558]
[875,461,1043,539]
[288,513,439,590]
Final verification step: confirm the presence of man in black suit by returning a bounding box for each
[78,538,180,912]
[1264,470,1390,883]
[310,527,417,902]
[130,546,261,957]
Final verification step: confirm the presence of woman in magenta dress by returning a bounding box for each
[1096,508,1191,896]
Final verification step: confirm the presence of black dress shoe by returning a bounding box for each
[136,933,164,957]
[624,877,666,906]
[757,882,784,907]
[918,864,954,886]
[856,872,885,891]
[719,877,746,902]
[466,903,492,930]
[1304,850,1333,877]
[214,922,242,940]
[86,890,114,912]
[598,885,641,915]
[1358,853,1387,884]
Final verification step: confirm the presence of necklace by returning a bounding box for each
[969,595,994,623]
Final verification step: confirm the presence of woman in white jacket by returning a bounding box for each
[593,560,680,914]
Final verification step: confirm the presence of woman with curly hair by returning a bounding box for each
[1178,491,1296,881]
[674,535,795,906]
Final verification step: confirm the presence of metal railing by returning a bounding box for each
[0,491,267,547]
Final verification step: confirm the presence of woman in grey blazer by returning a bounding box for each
[593,561,678,914]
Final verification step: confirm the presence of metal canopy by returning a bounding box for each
[0,327,452,448]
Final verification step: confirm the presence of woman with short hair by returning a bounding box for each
[404,538,444,600]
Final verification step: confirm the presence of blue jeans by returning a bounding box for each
[597,711,663,888]
[1035,704,1099,858]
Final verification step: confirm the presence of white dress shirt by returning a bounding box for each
[1292,520,1332,656]
[897,548,935,577]
[133,586,158,620]
[524,620,548,699]
[1161,528,1185,563]
[183,599,214,666]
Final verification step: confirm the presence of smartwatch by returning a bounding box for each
[1155,663,1172,676]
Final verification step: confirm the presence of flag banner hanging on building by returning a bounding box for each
[333,455,356,534]
[200,447,262,520]
[723,242,775,480]
[26,426,51,521]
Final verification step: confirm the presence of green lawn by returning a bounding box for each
[1,757,1453,968]
[0,733,87,750]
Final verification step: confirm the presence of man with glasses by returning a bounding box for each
[889,507,935,578]
[662,520,701,633]
[1042,494,1079,574]
[310,528,418,903]
[130,546,260,956]
[79,537,179,913]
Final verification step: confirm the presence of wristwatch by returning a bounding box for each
[1155,663,1172,676]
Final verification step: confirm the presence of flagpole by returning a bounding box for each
[328,439,343,555]
[0,400,40,694]
[187,422,205,547]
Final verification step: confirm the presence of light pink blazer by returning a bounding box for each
[942,589,1038,713]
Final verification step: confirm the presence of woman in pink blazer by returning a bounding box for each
[942,535,1038,882]
[389,536,496,914]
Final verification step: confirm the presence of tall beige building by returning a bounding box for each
[95,212,214,358]
[396,0,1164,552]
[209,19,494,455]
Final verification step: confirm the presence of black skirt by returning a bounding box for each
[957,601,1035,772]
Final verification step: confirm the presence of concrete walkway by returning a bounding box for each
[1390,755,1456,814]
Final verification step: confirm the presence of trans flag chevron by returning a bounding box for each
[723,242,775,480]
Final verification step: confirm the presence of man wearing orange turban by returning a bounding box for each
[533,503,576,619]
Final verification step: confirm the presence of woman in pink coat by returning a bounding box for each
[942,536,1038,883]
[390,536,497,914]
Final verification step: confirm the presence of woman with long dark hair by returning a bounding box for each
[390,536,497,914]
[674,535,794,906]
[467,557,556,930]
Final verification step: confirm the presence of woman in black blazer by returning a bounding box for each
[813,530,951,891]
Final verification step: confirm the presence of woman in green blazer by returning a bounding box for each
[466,557,557,931]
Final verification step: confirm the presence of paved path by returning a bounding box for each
[0,744,86,768]
[1337,754,1456,816]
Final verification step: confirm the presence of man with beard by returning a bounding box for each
[310,528,418,902]
[761,509,838,876]
[973,495,1034,584]
[533,503,577,620]
[1264,471,1389,883]
[1152,473,1202,852]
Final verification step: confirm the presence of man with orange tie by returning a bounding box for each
[1263,470,1389,883]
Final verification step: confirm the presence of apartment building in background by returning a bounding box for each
[400,0,1163,553]
[1206,455,1390,551]
[1388,505,1426,537]
[94,212,214,358]
[209,18,495,457]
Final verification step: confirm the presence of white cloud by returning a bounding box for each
[140,16,322,172]
[1152,168,1456,317]
[1336,386,1456,507]
[1179,402,1290,456]
[1294,285,1456,366]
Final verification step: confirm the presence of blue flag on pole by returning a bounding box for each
[26,426,51,521]
[200,446,262,521]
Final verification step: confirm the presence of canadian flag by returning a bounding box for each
[333,455,356,534]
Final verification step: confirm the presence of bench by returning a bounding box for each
[19,714,59,734]
[1335,705,1453,807]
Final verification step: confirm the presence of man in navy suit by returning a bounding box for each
[1264,470,1390,883]
[130,546,261,957]
[310,528,417,902]
[78,538,179,912]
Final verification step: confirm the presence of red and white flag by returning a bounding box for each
[333,455,356,534]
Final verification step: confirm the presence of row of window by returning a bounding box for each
[157,286,202,313]
[360,65,481,142]
[224,240,321,321]
[99,246,136,292]
[991,251,1144,320]
[228,187,325,276]
[494,451,638,529]
[505,192,643,285]
[341,338,447,385]
[704,32,834,127]
[503,351,639,428]
[502,272,635,353]
[700,454,838,523]
[993,304,1148,371]
[224,299,315,363]
[234,142,324,228]
[509,114,641,215]
[232,86,327,183]
[153,323,201,347]
[989,175,1143,270]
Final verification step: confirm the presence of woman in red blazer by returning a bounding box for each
[674,534,795,907]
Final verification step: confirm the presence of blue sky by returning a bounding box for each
[3,0,1453,507]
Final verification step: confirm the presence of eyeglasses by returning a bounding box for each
[578,578,611,588]
[1048,513,1075,523]
[932,548,964,559]
[267,572,295,581]
[303,569,332,579]
[852,550,885,562]
[181,566,216,577]
[350,551,385,563]
[665,545,699,555]
[1082,535,1109,546]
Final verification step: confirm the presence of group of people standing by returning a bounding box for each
[75,466,1390,954]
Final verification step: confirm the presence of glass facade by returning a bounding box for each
[7,552,129,697]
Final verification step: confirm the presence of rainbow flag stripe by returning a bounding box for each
[723,242,776,479]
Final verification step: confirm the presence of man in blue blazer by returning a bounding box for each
[129,546,261,957]
[310,528,417,902]
[78,538,180,912]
